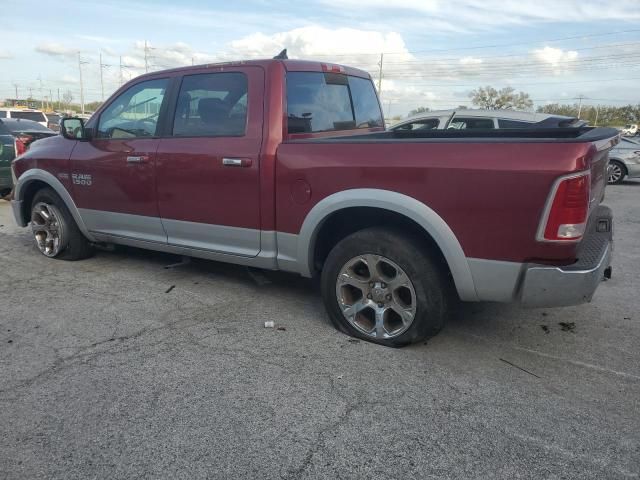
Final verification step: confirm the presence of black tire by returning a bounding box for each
[321,227,450,347]
[608,160,627,185]
[30,188,93,260]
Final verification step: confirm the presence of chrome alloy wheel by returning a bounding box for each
[608,162,624,183]
[336,254,417,339]
[31,202,65,257]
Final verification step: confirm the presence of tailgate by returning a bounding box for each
[587,132,620,213]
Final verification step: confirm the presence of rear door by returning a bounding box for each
[69,78,170,242]
[155,67,264,256]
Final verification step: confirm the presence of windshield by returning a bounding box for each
[11,111,47,122]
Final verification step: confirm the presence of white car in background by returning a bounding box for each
[389,109,586,131]
[621,124,638,136]
[607,137,640,184]
[0,108,48,127]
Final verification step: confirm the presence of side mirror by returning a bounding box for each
[61,118,90,141]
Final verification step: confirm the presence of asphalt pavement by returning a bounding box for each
[1,182,639,479]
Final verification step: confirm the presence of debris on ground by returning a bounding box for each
[337,374,343,379]
[347,338,360,344]
[165,285,175,293]
[277,326,286,331]
[164,256,191,269]
[558,321,576,332]
[540,325,550,334]
[541,312,548,317]
[264,321,275,328]
[499,358,540,378]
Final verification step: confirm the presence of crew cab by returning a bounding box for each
[10,58,618,347]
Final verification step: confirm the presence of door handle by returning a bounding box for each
[222,158,252,167]
[126,155,149,164]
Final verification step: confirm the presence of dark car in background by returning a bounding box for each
[0,118,57,148]
[0,119,56,197]
[0,120,17,197]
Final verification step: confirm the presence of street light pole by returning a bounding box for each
[78,52,86,115]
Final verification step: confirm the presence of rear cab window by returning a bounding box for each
[286,71,383,135]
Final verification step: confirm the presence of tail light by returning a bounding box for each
[18,134,33,146]
[14,138,26,156]
[538,171,590,242]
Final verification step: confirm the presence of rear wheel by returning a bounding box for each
[30,188,93,260]
[321,227,450,347]
[608,160,627,185]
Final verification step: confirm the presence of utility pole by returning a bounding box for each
[99,53,109,101]
[57,88,60,109]
[119,56,124,86]
[28,87,33,99]
[49,89,53,110]
[13,83,18,100]
[37,75,44,109]
[377,53,384,97]
[144,40,149,73]
[575,94,586,118]
[78,52,89,115]
[594,105,600,126]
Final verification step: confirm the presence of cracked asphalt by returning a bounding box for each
[1,182,639,480]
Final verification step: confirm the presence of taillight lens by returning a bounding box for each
[14,138,26,156]
[18,134,33,146]
[540,172,590,241]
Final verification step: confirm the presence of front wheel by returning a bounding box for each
[321,227,450,347]
[608,160,627,185]
[30,188,93,260]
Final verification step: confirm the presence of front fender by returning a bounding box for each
[13,168,95,241]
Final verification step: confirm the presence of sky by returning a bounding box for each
[1,0,640,117]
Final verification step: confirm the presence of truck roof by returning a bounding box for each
[135,58,372,81]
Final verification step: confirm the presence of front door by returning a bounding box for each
[155,68,264,256]
[70,78,170,243]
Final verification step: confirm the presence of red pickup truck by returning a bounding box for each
[10,58,618,347]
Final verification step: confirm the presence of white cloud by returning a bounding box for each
[0,49,12,59]
[35,42,77,57]
[459,57,483,65]
[320,0,640,30]
[228,26,412,63]
[534,47,578,66]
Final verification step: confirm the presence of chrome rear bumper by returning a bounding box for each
[520,206,613,307]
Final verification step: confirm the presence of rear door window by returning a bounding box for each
[11,111,47,123]
[172,72,248,137]
[0,111,6,118]
[287,72,382,134]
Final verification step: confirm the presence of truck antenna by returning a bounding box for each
[273,49,288,60]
